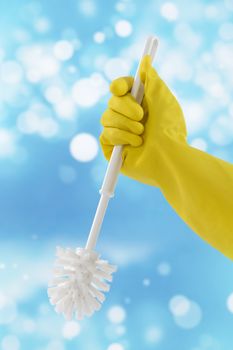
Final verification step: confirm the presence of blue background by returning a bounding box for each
[0,0,233,349]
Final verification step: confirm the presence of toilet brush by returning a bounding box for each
[48,35,158,320]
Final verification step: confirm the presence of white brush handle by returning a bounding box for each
[85,36,159,251]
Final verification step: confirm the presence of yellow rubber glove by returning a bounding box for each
[100,55,233,260]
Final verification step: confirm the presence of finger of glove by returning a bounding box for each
[101,110,144,135]
[100,128,142,147]
[99,142,113,161]
[110,76,134,96]
[139,55,159,85]
[108,93,144,121]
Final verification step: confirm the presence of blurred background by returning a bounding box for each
[0,0,233,349]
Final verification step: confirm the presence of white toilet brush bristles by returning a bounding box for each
[48,247,117,320]
[47,35,158,320]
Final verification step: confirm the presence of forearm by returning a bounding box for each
[156,130,233,260]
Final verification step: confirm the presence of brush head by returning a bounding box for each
[47,246,117,320]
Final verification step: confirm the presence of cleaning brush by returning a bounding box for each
[47,35,158,321]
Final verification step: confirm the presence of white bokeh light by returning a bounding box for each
[115,2,125,12]
[78,0,96,16]
[34,17,51,33]
[195,68,220,89]
[182,101,208,134]
[174,301,202,329]
[53,40,74,61]
[104,57,131,81]
[1,335,20,350]
[17,111,58,138]
[121,41,145,62]
[1,84,30,108]
[115,325,126,336]
[72,78,101,107]
[44,85,63,104]
[160,2,179,21]
[145,325,163,344]
[62,321,81,339]
[174,23,202,51]
[219,22,233,41]
[17,44,60,82]
[115,1,135,15]
[93,31,106,43]
[195,68,229,106]
[107,343,124,350]
[169,295,202,329]
[115,20,133,37]
[0,263,6,269]
[124,297,131,304]
[228,103,233,118]
[209,115,233,146]
[157,262,171,276]
[105,323,126,340]
[94,54,108,70]
[59,165,77,184]
[107,305,126,324]
[160,50,193,82]
[226,292,233,313]
[207,82,227,101]
[0,60,23,84]
[40,118,59,138]
[55,97,76,119]
[205,5,218,19]
[190,138,207,151]
[0,294,18,324]
[72,73,108,107]
[143,278,151,287]
[115,1,135,14]
[13,28,30,43]
[214,42,233,78]
[17,111,42,134]
[0,129,16,158]
[70,133,98,162]
[90,73,109,95]
[169,295,190,316]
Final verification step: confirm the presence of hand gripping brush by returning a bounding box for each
[47,36,158,321]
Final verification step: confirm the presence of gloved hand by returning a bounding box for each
[100,55,233,260]
[100,55,187,187]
